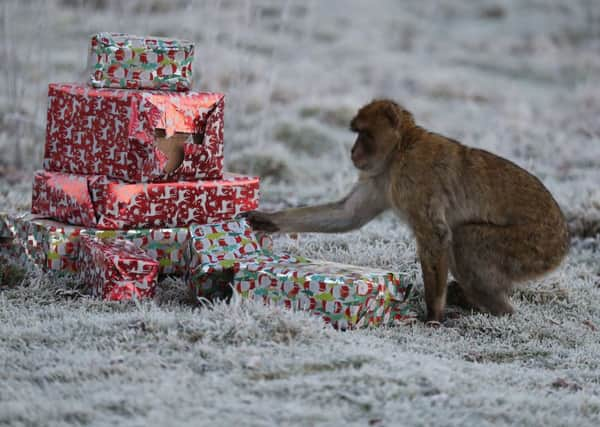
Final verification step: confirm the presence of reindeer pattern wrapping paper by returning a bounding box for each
[78,235,159,301]
[31,170,259,229]
[43,83,224,182]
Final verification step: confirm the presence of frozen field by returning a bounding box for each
[1,0,600,425]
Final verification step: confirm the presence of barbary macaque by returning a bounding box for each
[245,100,569,322]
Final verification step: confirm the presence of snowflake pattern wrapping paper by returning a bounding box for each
[78,235,159,301]
[89,32,194,91]
[43,83,224,182]
[1,213,191,274]
[31,170,259,229]
[185,219,417,329]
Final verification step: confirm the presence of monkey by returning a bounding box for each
[244,99,570,323]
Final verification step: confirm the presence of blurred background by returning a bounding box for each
[1,0,599,223]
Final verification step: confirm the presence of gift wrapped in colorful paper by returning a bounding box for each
[185,219,416,329]
[1,213,190,274]
[31,170,259,229]
[43,83,224,182]
[78,235,159,300]
[89,32,194,91]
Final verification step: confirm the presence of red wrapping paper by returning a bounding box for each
[31,170,259,229]
[78,235,159,300]
[43,83,224,182]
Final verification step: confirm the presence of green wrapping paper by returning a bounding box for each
[185,219,417,329]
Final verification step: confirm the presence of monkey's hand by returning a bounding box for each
[242,211,280,232]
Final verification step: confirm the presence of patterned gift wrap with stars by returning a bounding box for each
[89,32,194,91]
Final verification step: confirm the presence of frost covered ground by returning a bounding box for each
[1,0,600,426]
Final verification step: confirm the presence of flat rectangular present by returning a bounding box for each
[31,170,259,229]
[185,220,416,329]
[3,213,190,274]
[43,83,224,182]
[78,235,159,301]
[89,32,194,91]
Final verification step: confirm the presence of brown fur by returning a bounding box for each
[245,99,569,322]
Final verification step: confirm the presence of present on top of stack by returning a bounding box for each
[89,32,194,91]
[0,32,417,328]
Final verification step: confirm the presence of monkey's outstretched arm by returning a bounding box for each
[245,179,389,233]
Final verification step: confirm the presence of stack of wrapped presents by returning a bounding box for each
[0,33,415,328]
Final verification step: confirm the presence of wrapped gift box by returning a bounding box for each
[2,213,190,274]
[185,220,416,329]
[79,235,159,300]
[31,170,259,229]
[89,32,194,91]
[43,83,224,182]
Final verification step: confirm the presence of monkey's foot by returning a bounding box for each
[425,320,442,328]
[446,280,476,310]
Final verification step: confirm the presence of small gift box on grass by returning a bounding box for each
[43,83,224,182]
[79,235,159,301]
[185,219,416,329]
[31,170,259,229]
[89,32,194,91]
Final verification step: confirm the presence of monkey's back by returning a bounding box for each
[405,132,568,248]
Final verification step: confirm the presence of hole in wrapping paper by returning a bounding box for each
[202,268,235,302]
[154,129,201,173]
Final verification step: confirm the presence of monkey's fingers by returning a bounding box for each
[241,211,280,232]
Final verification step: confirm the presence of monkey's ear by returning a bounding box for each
[381,102,403,130]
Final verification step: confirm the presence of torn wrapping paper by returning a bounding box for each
[78,235,159,300]
[185,220,416,329]
[1,213,190,274]
[31,170,259,229]
[43,83,224,182]
[89,32,194,91]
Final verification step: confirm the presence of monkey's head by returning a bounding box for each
[349,99,415,174]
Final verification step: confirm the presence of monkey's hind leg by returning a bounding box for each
[446,280,477,310]
[449,224,518,316]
